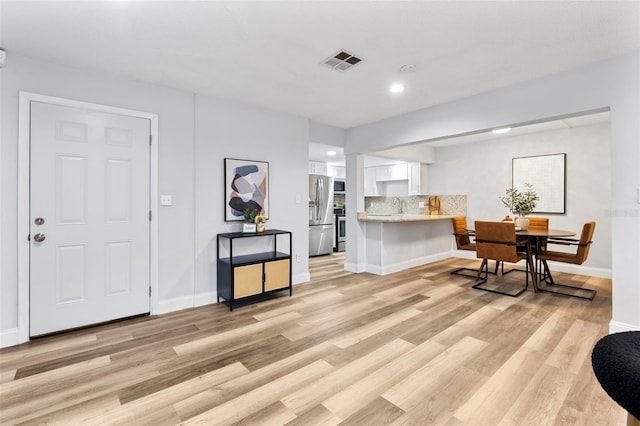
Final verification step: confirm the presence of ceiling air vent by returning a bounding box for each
[322,49,364,71]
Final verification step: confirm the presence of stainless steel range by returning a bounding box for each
[336,214,346,252]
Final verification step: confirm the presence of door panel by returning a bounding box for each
[30,102,151,336]
[105,159,132,223]
[56,155,87,224]
[106,241,132,295]
[56,244,87,303]
[265,260,290,291]
[234,264,262,298]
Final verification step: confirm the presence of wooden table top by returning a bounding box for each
[515,228,576,238]
[466,227,576,238]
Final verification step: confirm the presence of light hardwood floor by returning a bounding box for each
[0,254,624,425]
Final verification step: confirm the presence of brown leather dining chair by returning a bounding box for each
[525,216,549,277]
[473,220,537,297]
[450,216,478,278]
[536,221,597,300]
[527,217,548,229]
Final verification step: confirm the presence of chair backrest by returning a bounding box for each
[575,221,596,264]
[526,217,549,230]
[474,221,523,263]
[452,216,472,249]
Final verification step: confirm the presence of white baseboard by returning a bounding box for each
[544,262,611,279]
[609,320,640,333]
[453,250,477,260]
[194,291,217,307]
[293,272,310,285]
[450,254,612,279]
[157,295,195,315]
[158,279,306,315]
[158,291,218,314]
[344,262,366,273]
[365,252,453,276]
[0,328,19,348]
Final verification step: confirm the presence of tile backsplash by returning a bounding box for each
[365,195,467,216]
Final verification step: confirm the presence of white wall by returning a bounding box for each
[193,94,310,312]
[309,121,345,147]
[429,123,611,272]
[0,54,195,341]
[345,52,640,333]
[0,54,310,345]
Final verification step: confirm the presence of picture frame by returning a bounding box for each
[224,158,269,222]
[242,223,257,233]
[512,153,566,214]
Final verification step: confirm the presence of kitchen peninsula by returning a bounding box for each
[357,195,467,275]
[357,213,455,275]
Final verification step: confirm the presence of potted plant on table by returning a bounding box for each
[243,208,267,233]
[500,183,539,230]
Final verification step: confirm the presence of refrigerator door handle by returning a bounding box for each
[318,179,323,222]
[315,179,321,222]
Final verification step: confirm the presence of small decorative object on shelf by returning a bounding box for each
[500,183,539,230]
[255,213,266,233]
[242,223,256,233]
[242,208,261,233]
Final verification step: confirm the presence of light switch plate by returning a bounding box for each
[160,195,173,206]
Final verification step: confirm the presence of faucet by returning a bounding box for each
[393,198,403,214]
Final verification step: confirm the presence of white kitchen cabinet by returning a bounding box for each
[408,162,429,195]
[375,163,407,181]
[327,165,346,179]
[309,161,328,176]
[364,167,379,196]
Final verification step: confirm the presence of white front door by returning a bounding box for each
[29,102,151,336]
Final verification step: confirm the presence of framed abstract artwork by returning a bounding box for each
[224,158,269,222]
[512,153,566,214]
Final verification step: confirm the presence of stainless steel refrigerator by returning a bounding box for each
[309,174,334,256]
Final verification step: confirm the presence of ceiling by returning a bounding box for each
[1,1,638,130]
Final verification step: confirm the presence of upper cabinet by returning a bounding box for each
[364,162,429,196]
[408,162,429,195]
[364,167,379,196]
[309,161,345,179]
[308,161,328,176]
[327,165,346,179]
[375,163,407,181]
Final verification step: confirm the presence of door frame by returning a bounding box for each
[17,91,159,344]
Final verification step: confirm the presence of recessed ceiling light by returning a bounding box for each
[327,150,337,156]
[492,127,511,134]
[390,84,405,93]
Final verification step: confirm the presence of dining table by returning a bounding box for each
[465,225,577,292]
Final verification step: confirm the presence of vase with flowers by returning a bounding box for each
[500,183,539,230]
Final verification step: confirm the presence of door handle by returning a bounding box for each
[33,233,46,242]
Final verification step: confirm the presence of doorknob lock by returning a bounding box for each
[33,233,46,242]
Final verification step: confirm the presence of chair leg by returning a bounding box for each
[538,259,597,300]
[473,259,488,283]
[472,258,527,297]
[450,266,480,278]
[493,260,517,276]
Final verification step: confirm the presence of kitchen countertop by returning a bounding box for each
[357,212,454,222]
